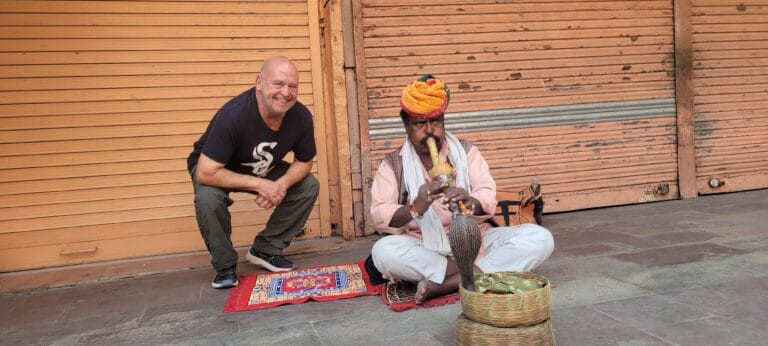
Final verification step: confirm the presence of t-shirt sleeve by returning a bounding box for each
[201,112,237,165]
[293,110,317,162]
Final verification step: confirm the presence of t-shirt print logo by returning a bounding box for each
[242,142,277,177]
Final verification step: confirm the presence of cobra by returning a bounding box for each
[448,204,482,292]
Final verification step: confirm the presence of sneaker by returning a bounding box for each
[246,248,296,272]
[211,267,238,289]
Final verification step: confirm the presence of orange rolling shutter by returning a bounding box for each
[691,0,768,194]
[0,0,331,272]
[357,0,678,220]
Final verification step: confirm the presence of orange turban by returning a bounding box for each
[400,74,450,119]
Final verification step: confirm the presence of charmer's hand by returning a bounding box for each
[442,186,470,204]
[442,187,483,214]
[413,181,446,214]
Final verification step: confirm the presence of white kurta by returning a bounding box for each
[372,224,554,284]
[369,141,554,284]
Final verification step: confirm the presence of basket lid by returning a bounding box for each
[474,272,547,294]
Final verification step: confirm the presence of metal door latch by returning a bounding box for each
[653,183,670,196]
[709,178,725,188]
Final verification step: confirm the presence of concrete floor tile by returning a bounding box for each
[535,256,646,283]
[648,317,768,346]
[80,314,240,345]
[236,295,384,332]
[618,254,768,292]
[176,321,321,346]
[429,325,457,346]
[366,331,446,346]
[589,294,709,329]
[140,301,226,328]
[660,286,739,313]
[661,281,768,332]
[311,303,462,343]
[719,235,768,251]
[60,295,147,323]
[58,271,205,314]
[3,312,142,346]
[712,297,768,332]
[702,200,768,215]
[551,277,653,309]
[605,234,671,250]
[699,210,768,238]
[1,288,71,312]
[199,281,234,306]
[594,210,722,237]
[710,275,768,297]
[61,310,143,333]
[553,229,640,249]
[552,306,671,346]
[739,250,768,270]
[612,243,747,267]
[662,276,768,308]
[1,330,81,346]
[50,285,197,339]
[643,230,719,244]
[553,243,635,258]
[0,302,66,332]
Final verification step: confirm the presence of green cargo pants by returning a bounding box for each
[191,161,319,272]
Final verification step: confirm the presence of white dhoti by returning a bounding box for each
[371,224,554,284]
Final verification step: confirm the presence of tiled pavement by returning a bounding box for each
[1,189,767,345]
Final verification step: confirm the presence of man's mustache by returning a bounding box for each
[419,135,442,151]
[420,135,440,148]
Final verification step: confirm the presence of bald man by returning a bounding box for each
[187,56,319,288]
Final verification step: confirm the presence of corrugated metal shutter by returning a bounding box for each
[0,0,331,272]
[358,0,678,215]
[691,0,768,194]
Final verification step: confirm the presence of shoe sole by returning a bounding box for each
[211,280,238,289]
[246,252,296,272]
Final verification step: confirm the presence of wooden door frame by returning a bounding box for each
[674,0,697,199]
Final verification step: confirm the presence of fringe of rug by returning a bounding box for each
[222,275,248,313]
[383,291,460,312]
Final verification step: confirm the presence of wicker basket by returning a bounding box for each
[456,313,555,346]
[460,272,552,327]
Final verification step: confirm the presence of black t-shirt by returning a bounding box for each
[187,87,316,177]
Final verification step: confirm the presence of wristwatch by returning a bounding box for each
[409,204,423,220]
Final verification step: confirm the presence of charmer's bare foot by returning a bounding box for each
[414,274,461,304]
[414,280,436,304]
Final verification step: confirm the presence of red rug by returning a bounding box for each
[381,280,460,312]
[223,261,380,312]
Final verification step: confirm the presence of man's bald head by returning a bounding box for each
[260,56,297,80]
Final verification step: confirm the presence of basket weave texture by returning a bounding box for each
[456,313,555,346]
[460,272,552,327]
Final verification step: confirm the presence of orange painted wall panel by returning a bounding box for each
[0,0,329,272]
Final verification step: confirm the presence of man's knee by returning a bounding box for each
[522,224,555,256]
[300,173,320,196]
[371,236,401,258]
[194,185,230,211]
[371,236,411,268]
[288,173,320,201]
[371,236,402,267]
